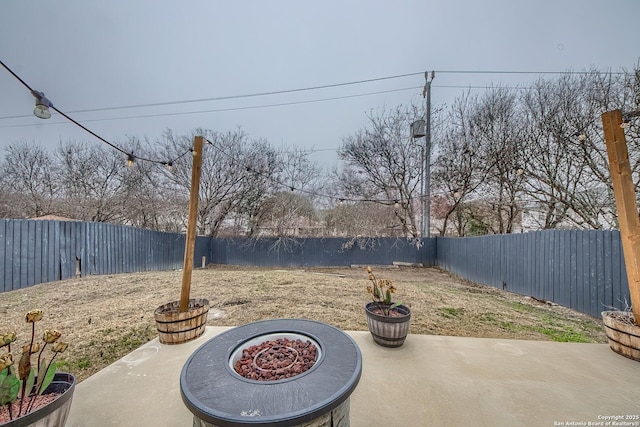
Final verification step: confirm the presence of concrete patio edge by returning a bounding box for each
[66,326,640,427]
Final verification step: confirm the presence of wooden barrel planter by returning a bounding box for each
[364,302,411,348]
[154,298,209,345]
[602,310,640,362]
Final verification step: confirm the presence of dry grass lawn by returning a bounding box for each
[0,265,607,382]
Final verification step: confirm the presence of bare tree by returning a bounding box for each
[252,191,317,236]
[324,201,397,237]
[337,105,424,240]
[431,67,639,234]
[244,146,326,237]
[116,137,170,230]
[0,142,58,218]
[431,93,490,236]
[519,72,620,229]
[55,141,121,222]
[159,128,281,237]
[470,87,525,234]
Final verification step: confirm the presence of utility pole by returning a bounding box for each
[422,71,435,238]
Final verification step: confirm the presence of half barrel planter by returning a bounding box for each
[2,373,75,427]
[154,298,209,345]
[602,310,640,362]
[364,302,411,348]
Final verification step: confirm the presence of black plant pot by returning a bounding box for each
[364,302,411,348]
[2,373,75,427]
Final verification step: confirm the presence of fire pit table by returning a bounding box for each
[180,319,362,427]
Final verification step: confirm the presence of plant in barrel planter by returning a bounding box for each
[364,266,411,348]
[154,136,210,345]
[600,110,640,362]
[0,309,75,426]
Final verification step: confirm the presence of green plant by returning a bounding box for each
[366,266,401,316]
[0,309,69,421]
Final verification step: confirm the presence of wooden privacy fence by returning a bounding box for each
[0,219,210,292]
[208,237,437,268]
[437,230,630,318]
[0,219,633,319]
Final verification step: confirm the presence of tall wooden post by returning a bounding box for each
[602,110,640,324]
[179,136,204,312]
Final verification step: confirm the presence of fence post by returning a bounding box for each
[602,109,640,324]
[180,135,204,312]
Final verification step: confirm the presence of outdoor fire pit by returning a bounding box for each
[180,319,362,427]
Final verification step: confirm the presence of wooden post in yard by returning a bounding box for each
[602,110,640,325]
[179,135,204,312]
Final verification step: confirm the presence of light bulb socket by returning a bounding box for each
[31,90,53,119]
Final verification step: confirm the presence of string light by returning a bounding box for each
[31,90,53,119]
[572,131,587,141]
[0,59,195,170]
[2,58,575,206]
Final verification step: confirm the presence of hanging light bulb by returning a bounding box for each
[31,90,52,119]
[166,161,173,171]
[127,153,135,167]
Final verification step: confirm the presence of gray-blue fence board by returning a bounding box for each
[0,219,634,319]
[436,230,630,318]
[208,237,436,268]
[0,219,208,292]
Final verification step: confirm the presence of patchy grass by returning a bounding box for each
[438,307,465,318]
[0,266,607,382]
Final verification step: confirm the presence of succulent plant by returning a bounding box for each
[366,266,401,316]
[0,309,68,421]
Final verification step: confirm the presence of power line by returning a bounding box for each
[0,58,191,166]
[0,68,631,121]
[436,69,633,75]
[0,86,425,128]
[0,83,560,128]
[0,57,633,167]
[0,71,424,119]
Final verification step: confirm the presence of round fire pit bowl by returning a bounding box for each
[180,319,362,427]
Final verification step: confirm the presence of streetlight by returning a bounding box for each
[410,70,435,238]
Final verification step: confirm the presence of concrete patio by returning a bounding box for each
[66,326,640,427]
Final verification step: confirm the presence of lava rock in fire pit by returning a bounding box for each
[233,337,317,381]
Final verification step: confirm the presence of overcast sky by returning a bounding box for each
[1,0,638,168]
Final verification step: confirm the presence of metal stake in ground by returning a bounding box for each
[180,135,204,313]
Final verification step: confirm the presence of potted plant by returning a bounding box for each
[0,309,75,426]
[364,266,411,347]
